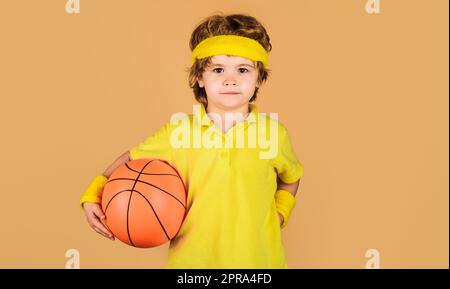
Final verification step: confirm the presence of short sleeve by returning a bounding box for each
[272,125,304,183]
[129,122,173,163]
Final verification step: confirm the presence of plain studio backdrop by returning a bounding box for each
[0,0,448,268]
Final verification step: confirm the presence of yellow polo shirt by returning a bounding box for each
[129,103,304,268]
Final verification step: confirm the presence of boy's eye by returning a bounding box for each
[211,68,249,73]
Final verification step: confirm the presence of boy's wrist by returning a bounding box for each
[79,175,108,209]
[275,189,296,228]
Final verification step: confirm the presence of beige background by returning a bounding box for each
[0,0,447,268]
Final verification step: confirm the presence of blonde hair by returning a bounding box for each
[188,13,272,107]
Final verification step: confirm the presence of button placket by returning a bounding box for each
[219,129,233,165]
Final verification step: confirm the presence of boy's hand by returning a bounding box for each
[83,202,115,240]
[277,212,284,226]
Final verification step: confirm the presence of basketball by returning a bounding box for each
[101,159,187,248]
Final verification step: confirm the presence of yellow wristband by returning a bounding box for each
[275,189,296,228]
[79,175,108,209]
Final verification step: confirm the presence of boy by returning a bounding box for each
[80,13,304,268]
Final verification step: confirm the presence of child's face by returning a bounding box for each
[198,55,259,111]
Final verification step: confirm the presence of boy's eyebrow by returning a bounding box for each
[210,63,255,68]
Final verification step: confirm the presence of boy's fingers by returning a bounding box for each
[92,207,110,229]
[93,223,114,240]
[89,214,114,240]
[277,212,284,225]
[93,226,112,239]
[98,215,110,230]
[93,210,113,236]
[92,206,106,220]
[90,217,109,235]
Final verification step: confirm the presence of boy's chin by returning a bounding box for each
[211,98,250,110]
[217,102,248,111]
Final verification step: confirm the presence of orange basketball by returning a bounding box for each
[101,159,187,248]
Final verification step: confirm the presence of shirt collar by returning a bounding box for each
[194,103,259,127]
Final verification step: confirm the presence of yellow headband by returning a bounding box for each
[191,35,269,67]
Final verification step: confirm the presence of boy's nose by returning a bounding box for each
[223,78,237,86]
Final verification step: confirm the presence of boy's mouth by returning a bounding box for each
[221,92,240,94]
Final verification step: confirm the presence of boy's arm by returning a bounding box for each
[277,177,300,197]
[80,151,131,207]
[80,151,131,240]
[276,177,300,226]
[102,150,131,178]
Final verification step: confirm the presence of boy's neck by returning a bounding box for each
[206,103,250,133]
